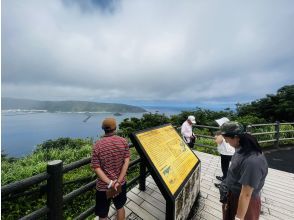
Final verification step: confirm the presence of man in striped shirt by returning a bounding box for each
[91,118,130,220]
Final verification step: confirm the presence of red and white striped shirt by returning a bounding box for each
[91,134,130,191]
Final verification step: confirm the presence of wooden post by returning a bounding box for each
[274,121,280,148]
[139,161,146,191]
[47,160,63,220]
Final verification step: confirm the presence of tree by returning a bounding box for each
[118,113,170,137]
[236,85,294,122]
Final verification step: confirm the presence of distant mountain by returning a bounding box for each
[2,97,146,113]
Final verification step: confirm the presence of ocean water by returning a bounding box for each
[1,107,183,157]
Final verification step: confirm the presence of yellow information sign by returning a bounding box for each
[136,125,199,195]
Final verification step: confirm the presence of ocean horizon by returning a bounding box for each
[1,104,235,158]
[1,106,186,158]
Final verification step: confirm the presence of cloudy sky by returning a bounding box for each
[2,0,294,108]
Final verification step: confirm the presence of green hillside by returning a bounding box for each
[2,97,146,113]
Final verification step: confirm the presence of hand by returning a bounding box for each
[112,192,119,198]
[113,181,121,191]
[112,186,120,198]
[224,203,228,211]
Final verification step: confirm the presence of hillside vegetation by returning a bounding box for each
[2,97,146,113]
[1,138,139,219]
[236,85,294,122]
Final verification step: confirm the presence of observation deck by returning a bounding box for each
[106,151,294,220]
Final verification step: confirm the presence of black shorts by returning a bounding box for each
[95,184,127,218]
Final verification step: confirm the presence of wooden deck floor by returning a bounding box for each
[107,151,294,220]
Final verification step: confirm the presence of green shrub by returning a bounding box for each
[1,137,142,219]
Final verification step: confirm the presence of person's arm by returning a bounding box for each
[235,185,254,219]
[114,157,130,190]
[118,157,130,183]
[91,145,113,187]
[94,167,115,188]
[91,144,116,188]
[224,141,235,154]
[181,123,188,137]
[215,135,223,145]
[192,127,196,139]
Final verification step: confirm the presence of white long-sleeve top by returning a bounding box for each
[215,135,235,156]
[181,121,194,143]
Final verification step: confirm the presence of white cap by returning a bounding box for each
[188,115,196,124]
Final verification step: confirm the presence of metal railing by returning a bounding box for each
[2,144,147,220]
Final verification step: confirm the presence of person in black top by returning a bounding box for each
[220,122,268,220]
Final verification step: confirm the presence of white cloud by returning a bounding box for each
[2,0,294,105]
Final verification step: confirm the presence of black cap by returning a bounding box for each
[220,121,244,136]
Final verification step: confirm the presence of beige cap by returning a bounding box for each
[102,118,117,131]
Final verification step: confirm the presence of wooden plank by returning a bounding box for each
[124,151,294,220]
[108,206,116,218]
[202,198,222,213]
[262,189,294,203]
[200,187,220,200]
[146,181,162,194]
[125,201,157,220]
[140,201,165,219]
[127,191,144,206]
[137,191,166,211]
[130,186,141,195]
[262,202,294,218]
[266,208,294,220]
[150,190,166,204]
[201,205,223,219]
[199,210,222,220]
[124,206,132,219]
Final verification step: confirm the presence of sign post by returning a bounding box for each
[130,124,201,220]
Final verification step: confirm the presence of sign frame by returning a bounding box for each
[130,124,201,219]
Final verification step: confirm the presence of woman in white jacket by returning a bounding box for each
[215,131,235,187]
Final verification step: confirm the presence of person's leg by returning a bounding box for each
[216,154,228,181]
[113,184,127,220]
[188,141,194,148]
[222,155,231,179]
[223,192,238,220]
[220,154,226,178]
[116,207,125,220]
[95,190,111,220]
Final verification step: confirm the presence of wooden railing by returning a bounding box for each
[1,144,147,220]
[246,122,294,148]
[2,122,293,219]
[193,121,294,151]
